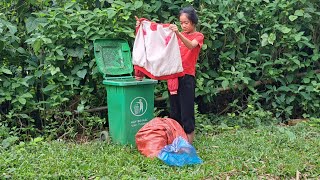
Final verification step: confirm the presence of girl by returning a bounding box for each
[168,6,204,144]
[135,6,204,144]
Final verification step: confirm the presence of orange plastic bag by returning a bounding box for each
[135,117,188,158]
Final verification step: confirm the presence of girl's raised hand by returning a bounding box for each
[135,16,140,27]
[169,24,179,33]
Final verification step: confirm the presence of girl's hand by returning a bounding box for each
[135,76,144,81]
[135,16,140,27]
[169,24,179,33]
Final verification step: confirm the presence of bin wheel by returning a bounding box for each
[100,131,110,142]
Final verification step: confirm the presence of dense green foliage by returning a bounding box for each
[1,0,320,138]
[1,123,319,179]
[195,0,320,120]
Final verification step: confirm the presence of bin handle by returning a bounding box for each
[95,46,101,52]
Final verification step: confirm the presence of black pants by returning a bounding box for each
[169,74,195,134]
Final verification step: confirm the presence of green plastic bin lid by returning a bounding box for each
[103,76,157,86]
[94,39,133,76]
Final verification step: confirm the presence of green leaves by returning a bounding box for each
[25,36,52,54]
[67,47,85,59]
[236,12,246,22]
[196,0,320,120]
[261,34,268,46]
[133,1,143,9]
[32,39,42,53]
[18,97,26,105]
[106,8,116,19]
[0,68,12,75]
[76,69,87,79]
[16,93,33,105]
[261,33,276,46]
[0,19,17,34]
[289,10,304,21]
[6,24,17,35]
[268,33,276,45]
[64,2,75,10]
[42,84,57,93]
[279,26,291,34]
[49,67,60,76]
[289,15,298,21]
[25,17,47,33]
[294,10,304,17]
[221,80,229,90]
[77,104,85,113]
[1,0,320,139]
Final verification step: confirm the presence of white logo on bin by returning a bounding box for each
[130,97,147,116]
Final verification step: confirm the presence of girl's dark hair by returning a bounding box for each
[179,6,198,25]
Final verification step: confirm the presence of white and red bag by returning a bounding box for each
[132,19,184,80]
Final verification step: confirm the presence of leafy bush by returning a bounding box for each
[226,104,279,128]
[196,0,320,120]
[0,123,10,141]
[1,0,320,138]
[196,103,278,135]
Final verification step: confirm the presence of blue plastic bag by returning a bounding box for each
[157,136,203,167]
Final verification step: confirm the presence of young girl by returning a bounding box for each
[135,6,204,144]
[168,6,204,144]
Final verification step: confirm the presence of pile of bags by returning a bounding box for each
[135,117,202,166]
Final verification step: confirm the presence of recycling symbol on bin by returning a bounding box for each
[130,97,148,117]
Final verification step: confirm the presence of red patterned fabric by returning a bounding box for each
[133,18,184,92]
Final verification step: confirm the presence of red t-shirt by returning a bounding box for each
[178,32,204,76]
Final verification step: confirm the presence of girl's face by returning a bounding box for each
[179,13,195,33]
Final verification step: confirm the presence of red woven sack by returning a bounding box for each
[135,117,188,158]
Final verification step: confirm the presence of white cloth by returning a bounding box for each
[132,20,183,77]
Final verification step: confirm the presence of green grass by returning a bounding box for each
[1,124,319,179]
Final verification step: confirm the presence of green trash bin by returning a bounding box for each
[93,38,157,145]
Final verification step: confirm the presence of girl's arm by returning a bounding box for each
[169,24,199,49]
[176,32,199,49]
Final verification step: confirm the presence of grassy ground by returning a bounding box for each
[1,123,319,179]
